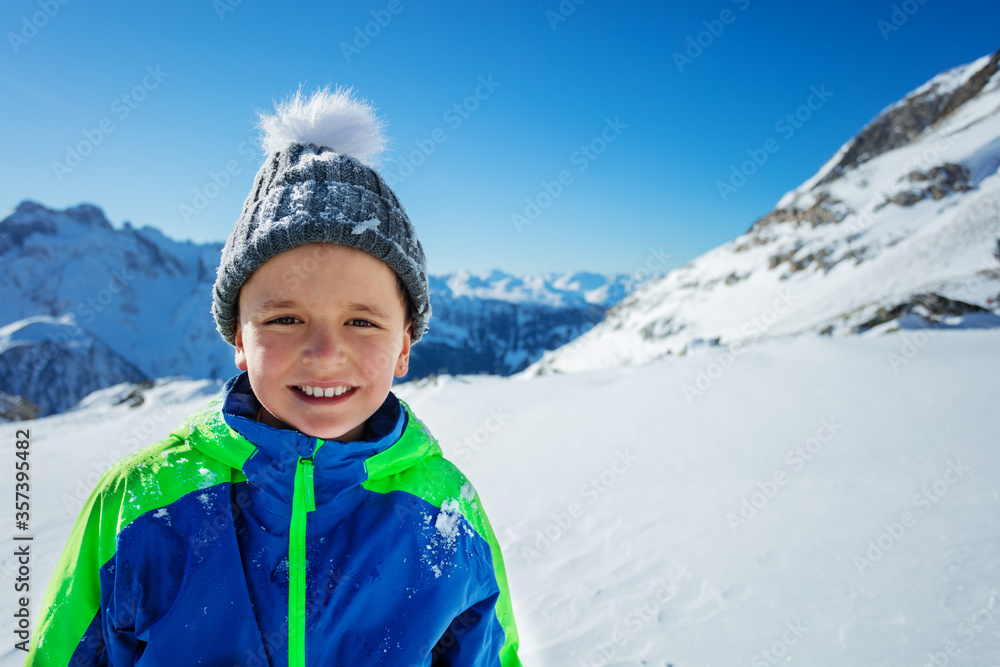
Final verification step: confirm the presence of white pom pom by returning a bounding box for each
[257,85,387,165]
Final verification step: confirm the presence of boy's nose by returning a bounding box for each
[302,323,348,368]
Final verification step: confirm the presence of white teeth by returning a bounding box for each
[298,385,352,397]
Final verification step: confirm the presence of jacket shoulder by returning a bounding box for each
[94,397,238,534]
[363,402,493,543]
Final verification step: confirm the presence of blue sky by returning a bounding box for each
[2,1,998,276]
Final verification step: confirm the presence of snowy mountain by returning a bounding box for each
[0,315,148,417]
[4,329,998,665]
[0,201,636,414]
[529,49,1000,374]
[411,271,634,377]
[0,200,230,381]
[429,270,634,308]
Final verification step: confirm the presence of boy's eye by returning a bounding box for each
[348,318,376,328]
[266,316,300,325]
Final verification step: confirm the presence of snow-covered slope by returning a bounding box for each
[4,330,998,665]
[530,50,1000,374]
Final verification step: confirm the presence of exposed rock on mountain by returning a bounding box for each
[0,391,40,422]
[529,49,1000,375]
[817,49,1000,183]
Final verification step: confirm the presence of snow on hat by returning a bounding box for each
[212,86,430,345]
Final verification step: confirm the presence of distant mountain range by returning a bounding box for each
[0,201,638,416]
[528,48,1000,374]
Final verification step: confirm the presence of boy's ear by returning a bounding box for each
[234,324,249,371]
[393,322,412,379]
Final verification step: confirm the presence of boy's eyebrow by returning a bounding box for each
[257,298,302,312]
[348,302,390,320]
[255,298,390,320]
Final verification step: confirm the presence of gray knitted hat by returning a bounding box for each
[212,87,430,345]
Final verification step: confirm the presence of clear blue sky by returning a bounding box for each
[2,1,998,275]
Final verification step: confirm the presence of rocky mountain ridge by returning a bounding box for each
[529,48,1000,374]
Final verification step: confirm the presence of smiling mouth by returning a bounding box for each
[293,385,356,398]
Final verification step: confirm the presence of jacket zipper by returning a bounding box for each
[290,439,323,667]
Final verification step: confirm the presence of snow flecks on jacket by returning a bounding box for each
[435,499,462,544]
[422,496,480,579]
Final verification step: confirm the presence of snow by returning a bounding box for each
[4,330,998,664]
[351,217,381,235]
[152,507,171,526]
[0,202,233,382]
[434,498,462,543]
[398,330,1000,664]
[908,54,994,101]
[965,136,1000,186]
[0,315,89,352]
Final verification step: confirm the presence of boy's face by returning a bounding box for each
[234,243,411,441]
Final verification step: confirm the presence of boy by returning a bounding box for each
[26,87,521,666]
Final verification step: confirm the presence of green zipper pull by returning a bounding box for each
[302,458,315,513]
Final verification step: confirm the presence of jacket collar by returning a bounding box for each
[218,372,406,512]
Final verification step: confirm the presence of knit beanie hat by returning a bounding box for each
[212,86,430,345]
